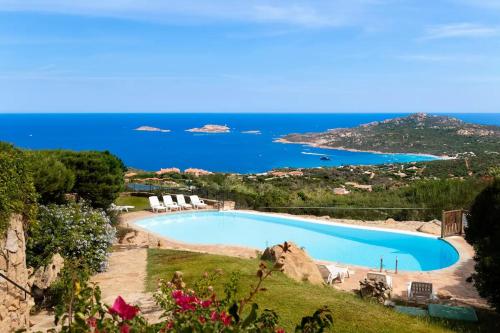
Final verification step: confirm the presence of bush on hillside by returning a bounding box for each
[465,179,500,312]
[27,202,115,272]
[0,142,37,235]
[27,152,75,204]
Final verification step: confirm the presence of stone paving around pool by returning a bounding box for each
[120,210,487,309]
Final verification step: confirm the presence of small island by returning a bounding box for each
[134,126,171,133]
[241,130,261,135]
[186,124,230,133]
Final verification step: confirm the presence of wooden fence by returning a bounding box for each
[441,209,467,238]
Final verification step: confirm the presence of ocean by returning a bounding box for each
[1,113,498,174]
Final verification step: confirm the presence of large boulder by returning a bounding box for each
[417,219,442,235]
[261,242,323,285]
[30,253,64,290]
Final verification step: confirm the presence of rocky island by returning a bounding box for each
[134,126,171,133]
[186,124,230,133]
[279,113,500,157]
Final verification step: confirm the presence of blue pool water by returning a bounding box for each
[135,211,459,271]
[3,113,498,173]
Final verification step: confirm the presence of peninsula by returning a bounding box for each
[279,113,500,157]
[134,126,171,133]
[186,124,230,133]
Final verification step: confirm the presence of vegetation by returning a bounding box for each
[146,249,500,333]
[27,202,116,272]
[0,142,37,235]
[51,150,126,208]
[115,194,149,212]
[27,152,75,204]
[48,243,333,333]
[465,179,500,312]
[130,170,490,221]
[282,113,500,156]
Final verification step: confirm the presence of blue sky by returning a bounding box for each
[0,0,499,113]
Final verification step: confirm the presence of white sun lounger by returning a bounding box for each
[367,272,393,289]
[324,264,350,284]
[176,194,193,210]
[110,203,135,212]
[149,196,167,213]
[190,195,207,209]
[162,195,180,211]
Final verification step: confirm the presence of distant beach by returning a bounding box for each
[275,138,451,160]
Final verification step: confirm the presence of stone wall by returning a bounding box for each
[0,214,32,332]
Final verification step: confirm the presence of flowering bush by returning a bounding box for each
[27,202,115,272]
[51,242,333,333]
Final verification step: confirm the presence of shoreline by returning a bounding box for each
[275,138,454,160]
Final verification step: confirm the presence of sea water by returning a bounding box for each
[0,113,498,173]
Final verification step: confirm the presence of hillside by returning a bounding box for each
[280,113,500,157]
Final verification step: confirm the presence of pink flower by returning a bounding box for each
[276,328,286,333]
[172,290,183,299]
[220,311,232,326]
[109,296,140,321]
[198,316,206,323]
[201,300,212,308]
[86,316,97,328]
[210,311,218,321]
[120,324,130,333]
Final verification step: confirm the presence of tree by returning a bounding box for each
[0,142,37,234]
[54,150,126,209]
[27,152,75,204]
[465,179,500,311]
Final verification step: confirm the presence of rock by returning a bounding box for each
[123,232,137,244]
[417,220,442,235]
[0,256,7,271]
[321,216,331,220]
[261,242,323,285]
[437,290,453,300]
[384,300,396,307]
[385,218,397,224]
[30,253,64,290]
[359,278,392,303]
[5,230,19,253]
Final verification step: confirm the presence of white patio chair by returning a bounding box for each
[190,195,207,209]
[149,196,167,213]
[175,194,193,210]
[162,195,180,211]
[324,264,350,284]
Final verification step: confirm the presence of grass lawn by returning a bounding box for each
[115,194,149,211]
[146,249,499,333]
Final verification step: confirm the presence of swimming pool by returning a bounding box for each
[135,211,459,271]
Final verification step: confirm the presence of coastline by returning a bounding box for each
[275,138,453,160]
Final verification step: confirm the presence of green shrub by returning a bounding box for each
[27,152,75,204]
[27,202,115,272]
[465,179,500,312]
[0,142,37,235]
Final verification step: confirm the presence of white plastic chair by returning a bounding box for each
[190,195,207,209]
[162,195,180,211]
[175,194,193,210]
[149,196,167,213]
